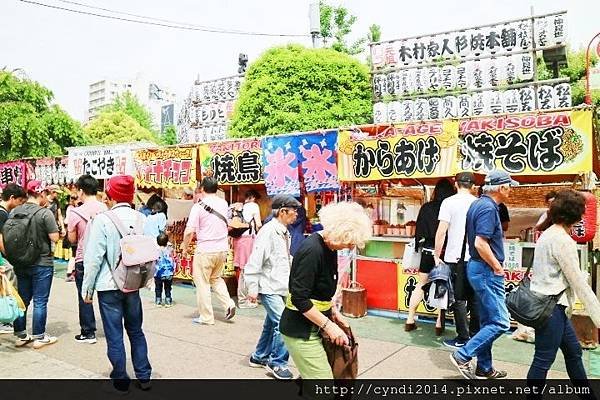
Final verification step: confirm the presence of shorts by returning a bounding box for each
[419,249,435,274]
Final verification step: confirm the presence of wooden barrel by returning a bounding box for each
[342,281,367,318]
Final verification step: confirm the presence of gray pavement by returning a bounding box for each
[0,272,573,380]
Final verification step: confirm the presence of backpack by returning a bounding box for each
[104,210,159,293]
[71,207,103,256]
[155,247,175,279]
[229,207,251,238]
[2,205,46,268]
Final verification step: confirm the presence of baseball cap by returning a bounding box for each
[271,195,302,210]
[455,172,475,184]
[484,170,519,187]
[26,180,44,195]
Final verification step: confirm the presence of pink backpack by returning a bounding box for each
[104,211,159,293]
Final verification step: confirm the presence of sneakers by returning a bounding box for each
[443,338,468,350]
[225,306,236,320]
[164,298,172,308]
[0,322,13,334]
[475,368,508,379]
[449,352,476,380]
[238,302,258,309]
[266,365,293,380]
[192,317,214,326]
[75,334,97,344]
[136,380,152,391]
[155,298,162,307]
[249,355,268,368]
[15,334,33,347]
[33,334,58,349]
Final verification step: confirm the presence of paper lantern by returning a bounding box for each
[471,92,487,116]
[441,96,458,119]
[428,98,441,120]
[414,99,430,121]
[388,101,402,123]
[401,100,415,122]
[455,30,471,57]
[457,94,472,118]
[373,102,388,124]
[516,53,534,81]
[456,63,469,89]
[502,90,520,113]
[570,191,597,244]
[428,66,441,91]
[413,68,428,93]
[554,83,572,109]
[487,91,504,114]
[537,85,556,110]
[518,87,536,112]
[441,65,457,90]
[535,17,549,48]
[516,19,533,50]
[550,14,567,45]
[469,60,486,90]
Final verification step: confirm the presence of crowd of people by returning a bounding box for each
[0,168,599,394]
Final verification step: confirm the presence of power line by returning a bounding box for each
[19,0,310,38]
[55,0,248,33]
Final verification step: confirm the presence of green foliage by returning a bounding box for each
[85,111,159,145]
[368,24,382,43]
[319,1,374,55]
[0,71,87,161]
[105,92,155,132]
[228,44,372,138]
[161,124,178,145]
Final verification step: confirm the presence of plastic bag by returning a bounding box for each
[0,273,25,323]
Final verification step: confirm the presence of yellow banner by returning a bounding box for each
[337,120,460,181]
[134,147,197,189]
[459,109,593,175]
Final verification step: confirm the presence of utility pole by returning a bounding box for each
[309,1,320,48]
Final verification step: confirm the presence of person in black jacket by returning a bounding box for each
[280,202,372,379]
[405,178,455,334]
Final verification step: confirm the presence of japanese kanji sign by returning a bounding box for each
[0,161,26,189]
[67,145,136,180]
[262,136,300,197]
[459,109,593,176]
[297,131,339,193]
[30,157,72,186]
[134,147,197,188]
[337,120,459,181]
[198,139,264,185]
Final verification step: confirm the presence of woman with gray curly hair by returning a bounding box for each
[280,201,372,379]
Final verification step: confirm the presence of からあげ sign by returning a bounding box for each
[459,109,593,175]
[134,147,197,188]
[198,139,264,185]
[337,120,459,181]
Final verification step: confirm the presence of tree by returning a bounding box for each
[85,111,159,145]
[105,92,155,132]
[161,124,178,145]
[228,44,372,138]
[319,1,379,55]
[0,70,87,161]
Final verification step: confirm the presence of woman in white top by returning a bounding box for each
[528,190,600,389]
[233,190,262,308]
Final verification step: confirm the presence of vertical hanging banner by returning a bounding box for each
[134,147,197,188]
[262,136,300,197]
[297,130,340,193]
[459,109,593,175]
[337,120,460,181]
[0,161,27,188]
[198,139,263,185]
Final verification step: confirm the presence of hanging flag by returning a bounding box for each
[297,131,339,193]
[262,135,300,197]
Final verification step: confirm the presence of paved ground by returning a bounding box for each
[1,262,598,380]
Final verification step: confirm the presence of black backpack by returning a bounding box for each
[2,205,46,268]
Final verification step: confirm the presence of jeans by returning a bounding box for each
[455,259,510,372]
[75,262,96,336]
[154,277,172,300]
[252,294,289,368]
[448,263,480,341]
[97,290,152,386]
[527,305,592,398]
[13,266,54,339]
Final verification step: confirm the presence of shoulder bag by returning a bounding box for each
[506,264,566,329]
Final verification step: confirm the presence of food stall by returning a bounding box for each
[133,146,198,281]
[337,119,460,315]
[336,107,599,328]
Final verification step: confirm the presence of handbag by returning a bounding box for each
[321,319,358,379]
[0,273,25,323]
[454,229,473,301]
[506,264,565,329]
[402,241,422,271]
